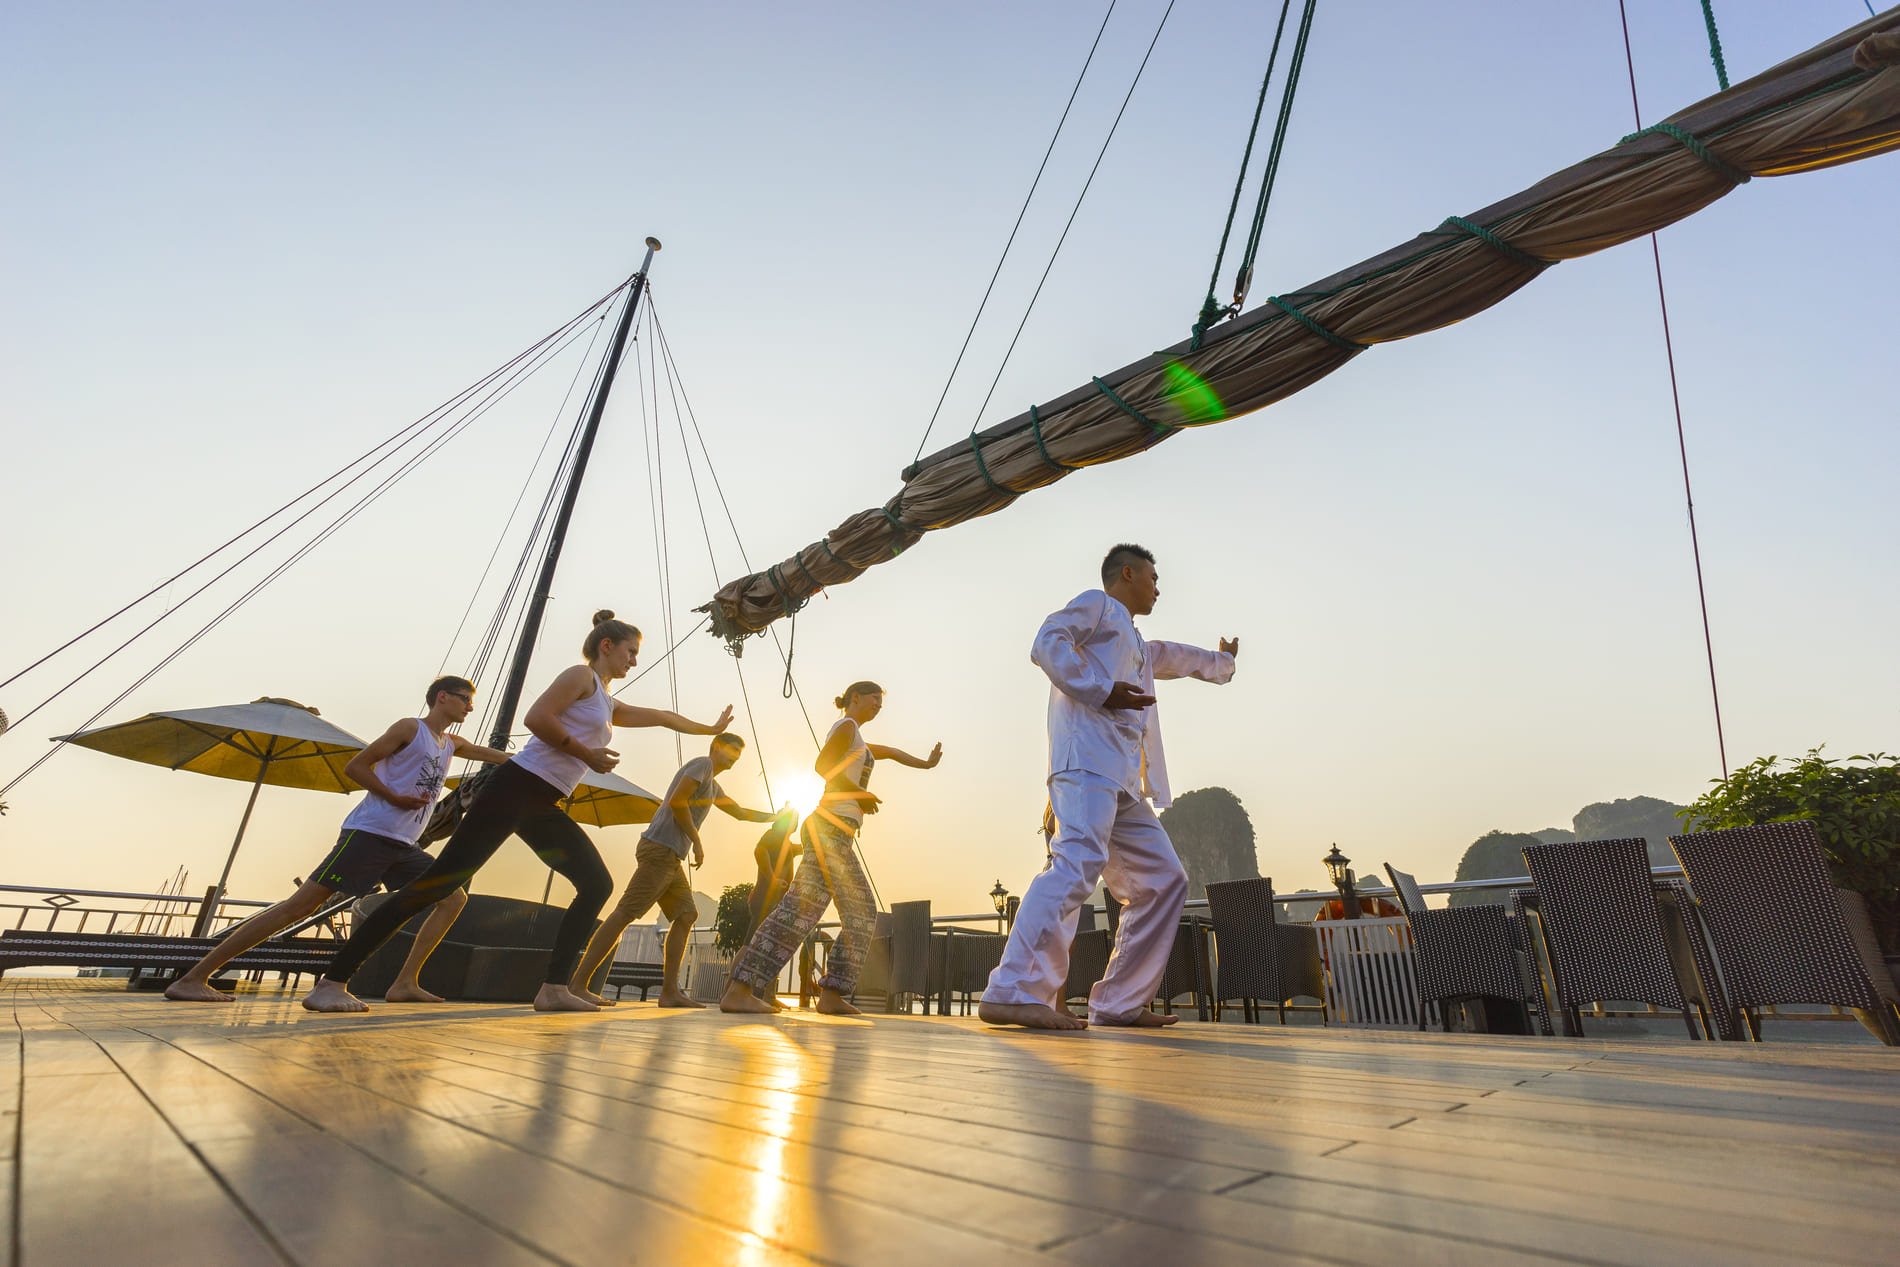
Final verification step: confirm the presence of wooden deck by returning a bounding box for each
[4,979,1896,1266]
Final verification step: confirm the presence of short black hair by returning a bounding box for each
[1100,543,1156,588]
[426,675,475,707]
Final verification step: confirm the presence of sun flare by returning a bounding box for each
[779,772,824,821]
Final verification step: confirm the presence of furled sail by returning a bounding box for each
[702,12,1900,644]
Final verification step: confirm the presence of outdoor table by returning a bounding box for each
[1509,880,1736,1040]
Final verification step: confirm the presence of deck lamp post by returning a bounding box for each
[1323,844,1363,920]
[990,880,1009,915]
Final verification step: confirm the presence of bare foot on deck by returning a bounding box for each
[301,980,369,1013]
[815,989,862,1017]
[1094,1010,1179,1029]
[163,978,234,1003]
[572,986,616,1008]
[382,982,446,1004]
[719,981,778,1013]
[977,1000,1088,1031]
[657,990,704,1009]
[532,983,600,1012]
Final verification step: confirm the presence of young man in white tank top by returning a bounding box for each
[165,676,509,1002]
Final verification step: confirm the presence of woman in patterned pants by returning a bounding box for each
[721,681,941,1015]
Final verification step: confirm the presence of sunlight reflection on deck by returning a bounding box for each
[722,1022,809,1263]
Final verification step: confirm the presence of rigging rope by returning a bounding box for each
[964,0,1177,437]
[1699,0,1731,90]
[1232,0,1321,313]
[0,282,625,698]
[1617,0,1729,778]
[910,0,1120,465]
[1192,0,1296,347]
[0,296,612,771]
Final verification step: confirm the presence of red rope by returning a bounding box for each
[1618,0,1729,779]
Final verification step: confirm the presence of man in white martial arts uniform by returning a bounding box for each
[979,543,1237,1031]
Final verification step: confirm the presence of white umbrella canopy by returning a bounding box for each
[55,697,368,907]
[447,766,660,829]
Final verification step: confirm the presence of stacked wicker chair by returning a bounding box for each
[886,899,932,1013]
[1517,837,1731,1040]
[1383,863,1547,1034]
[1669,821,1900,1046]
[1204,877,1325,1025]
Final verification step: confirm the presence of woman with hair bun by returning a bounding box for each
[721,679,941,1015]
[305,609,734,1014]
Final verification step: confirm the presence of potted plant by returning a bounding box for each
[690,882,754,1002]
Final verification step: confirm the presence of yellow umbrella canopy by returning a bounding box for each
[56,697,367,792]
[448,766,660,829]
[55,697,368,905]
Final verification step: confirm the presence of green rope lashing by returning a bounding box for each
[1440,216,1553,271]
[880,504,911,553]
[1266,295,1366,353]
[789,549,822,593]
[764,565,798,620]
[1092,377,1171,438]
[1028,404,1082,473]
[1620,121,1750,185]
[818,538,860,572]
[969,433,1016,500]
[1699,0,1730,91]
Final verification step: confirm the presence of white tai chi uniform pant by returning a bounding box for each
[983,769,1188,1023]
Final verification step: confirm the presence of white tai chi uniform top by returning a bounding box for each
[985,589,1234,1022]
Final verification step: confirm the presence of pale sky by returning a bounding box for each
[3,2,1895,918]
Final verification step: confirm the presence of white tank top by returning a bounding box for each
[513,674,613,795]
[821,717,874,831]
[340,719,454,844]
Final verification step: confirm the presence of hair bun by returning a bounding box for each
[592,609,615,625]
[833,695,847,709]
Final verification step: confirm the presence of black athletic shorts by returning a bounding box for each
[310,828,435,897]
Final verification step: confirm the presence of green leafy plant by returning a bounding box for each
[1681,748,1900,955]
[713,882,755,955]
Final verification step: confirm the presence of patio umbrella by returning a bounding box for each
[446,766,660,828]
[55,696,367,909]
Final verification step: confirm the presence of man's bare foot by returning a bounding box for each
[815,989,862,1017]
[164,978,234,1003]
[571,985,616,1007]
[719,981,777,1013]
[382,981,446,1004]
[1093,1010,1179,1028]
[977,1000,1088,1031]
[532,983,600,1012]
[657,989,704,1009]
[301,980,369,1013]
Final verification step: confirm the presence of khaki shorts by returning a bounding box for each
[614,840,697,923]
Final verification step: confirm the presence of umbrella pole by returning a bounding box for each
[207,759,271,920]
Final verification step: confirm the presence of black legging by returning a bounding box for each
[322,760,613,987]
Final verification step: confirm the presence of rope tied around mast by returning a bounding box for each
[1440,215,1554,270]
[1028,404,1082,474]
[969,432,1017,500]
[1092,376,1171,438]
[1266,294,1366,353]
[1619,121,1750,185]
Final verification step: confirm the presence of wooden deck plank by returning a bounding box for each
[8,980,1897,1267]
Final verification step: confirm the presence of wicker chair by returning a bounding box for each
[1518,837,1730,1039]
[1384,863,1547,1034]
[887,900,932,1013]
[1670,821,1900,1045]
[942,931,1008,1016]
[1063,926,1112,1006]
[1204,877,1326,1024]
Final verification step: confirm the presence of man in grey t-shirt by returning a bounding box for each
[570,733,780,1007]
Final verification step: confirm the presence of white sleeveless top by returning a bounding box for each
[340,719,454,844]
[821,717,874,831]
[512,674,613,796]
